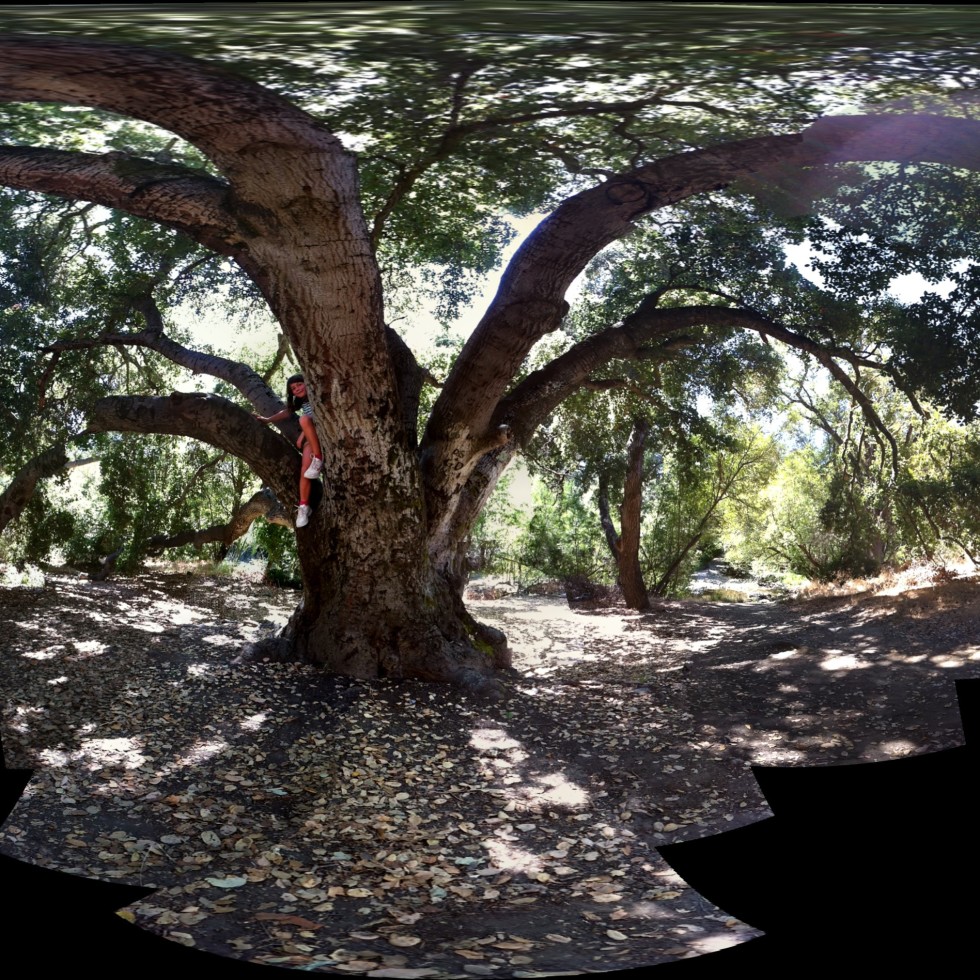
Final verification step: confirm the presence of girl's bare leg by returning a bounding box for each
[299,416,321,459]
[299,443,313,501]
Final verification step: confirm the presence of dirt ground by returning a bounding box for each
[1,566,978,976]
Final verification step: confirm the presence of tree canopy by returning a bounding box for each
[3,5,980,685]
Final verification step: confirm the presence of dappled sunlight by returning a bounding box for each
[469,726,521,752]
[203,634,242,648]
[69,639,109,658]
[39,735,148,770]
[13,620,46,632]
[9,705,45,733]
[886,651,928,664]
[149,602,204,626]
[820,652,873,671]
[22,647,60,660]
[499,769,592,811]
[171,738,229,767]
[254,601,292,621]
[239,712,268,732]
[481,837,544,874]
[687,931,754,954]
[4,572,977,971]
[877,738,918,756]
[130,621,167,634]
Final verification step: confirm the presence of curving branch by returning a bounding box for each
[436,299,902,565]
[146,487,290,555]
[423,113,980,522]
[0,38,383,395]
[0,442,68,536]
[41,296,296,436]
[0,146,238,252]
[85,392,300,504]
[495,305,766,438]
[0,37,348,187]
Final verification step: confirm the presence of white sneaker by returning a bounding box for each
[296,504,311,528]
[304,457,323,479]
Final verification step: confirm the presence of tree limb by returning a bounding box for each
[0,442,68,536]
[85,392,300,505]
[0,145,238,252]
[41,296,295,432]
[424,113,980,511]
[145,487,290,555]
[495,305,766,439]
[0,37,348,187]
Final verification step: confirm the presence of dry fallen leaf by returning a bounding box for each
[254,913,322,929]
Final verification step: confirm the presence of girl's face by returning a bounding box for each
[290,380,307,399]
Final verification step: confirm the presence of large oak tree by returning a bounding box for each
[3,24,980,688]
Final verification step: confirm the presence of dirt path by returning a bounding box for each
[1,569,978,974]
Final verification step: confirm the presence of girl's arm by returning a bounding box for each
[253,408,292,425]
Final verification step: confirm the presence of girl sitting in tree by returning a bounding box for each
[254,373,324,528]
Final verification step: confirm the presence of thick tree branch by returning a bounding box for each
[495,305,761,438]
[423,113,980,521]
[0,443,68,536]
[41,297,296,436]
[146,487,290,555]
[497,300,899,471]
[0,146,238,252]
[85,392,300,505]
[0,37,348,186]
[0,38,389,426]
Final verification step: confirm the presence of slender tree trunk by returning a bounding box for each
[596,421,651,611]
[617,420,652,610]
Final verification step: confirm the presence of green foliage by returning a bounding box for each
[895,426,980,564]
[0,483,76,567]
[250,521,302,589]
[512,481,611,583]
[642,427,780,596]
[721,445,837,580]
[466,472,527,575]
[721,376,980,582]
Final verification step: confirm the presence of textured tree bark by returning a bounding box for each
[598,421,652,611]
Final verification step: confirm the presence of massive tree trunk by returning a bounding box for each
[4,37,980,684]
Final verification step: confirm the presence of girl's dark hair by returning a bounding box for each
[285,373,306,412]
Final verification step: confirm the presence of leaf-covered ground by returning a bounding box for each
[1,567,978,975]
